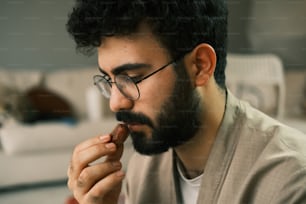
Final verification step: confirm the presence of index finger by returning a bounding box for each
[74,134,112,154]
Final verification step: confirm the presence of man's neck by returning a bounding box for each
[174,87,226,179]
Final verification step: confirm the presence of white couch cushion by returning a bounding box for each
[0,119,117,155]
[0,149,72,187]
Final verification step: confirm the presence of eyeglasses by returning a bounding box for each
[93,59,177,101]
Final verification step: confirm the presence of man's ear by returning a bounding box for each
[188,43,217,87]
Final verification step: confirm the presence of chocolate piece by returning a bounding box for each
[110,123,129,144]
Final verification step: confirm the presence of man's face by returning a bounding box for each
[98,29,202,155]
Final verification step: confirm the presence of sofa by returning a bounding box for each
[0,67,134,189]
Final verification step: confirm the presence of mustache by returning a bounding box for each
[116,111,154,128]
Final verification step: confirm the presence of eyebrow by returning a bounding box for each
[98,63,152,76]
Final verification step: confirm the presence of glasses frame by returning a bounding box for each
[93,58,178,101]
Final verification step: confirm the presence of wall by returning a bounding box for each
[1,0,305,72]
[0,0,96,71]
[228,0,306,71]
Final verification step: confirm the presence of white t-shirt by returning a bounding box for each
[177,162,203,204]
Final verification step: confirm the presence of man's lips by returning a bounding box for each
[116,111,154,128]
[125,122,143,126]
[124,122,146,131]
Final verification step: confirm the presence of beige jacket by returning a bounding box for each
[124,91,306,204]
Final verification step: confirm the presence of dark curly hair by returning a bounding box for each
[66,0,228,89]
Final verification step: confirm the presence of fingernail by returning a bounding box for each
[99,135,109,142]
[105,143,116,150]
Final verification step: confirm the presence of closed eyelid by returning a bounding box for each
[112,63,151,75]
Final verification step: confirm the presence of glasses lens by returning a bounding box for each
[93,75,112,98]
[116,75,140,100]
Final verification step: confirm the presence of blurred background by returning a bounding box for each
[0,0,96,71]
[0,0,305,203]
[228,0,306,70]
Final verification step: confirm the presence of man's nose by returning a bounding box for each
[109,85,133,112]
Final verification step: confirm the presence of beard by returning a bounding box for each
[116,63,202,155]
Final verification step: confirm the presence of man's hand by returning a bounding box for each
[67,124,129,204]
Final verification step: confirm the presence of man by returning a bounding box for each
[66,1,306,203]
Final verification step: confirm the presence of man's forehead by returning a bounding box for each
[97,35,169,72]
[97,22,168,57]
